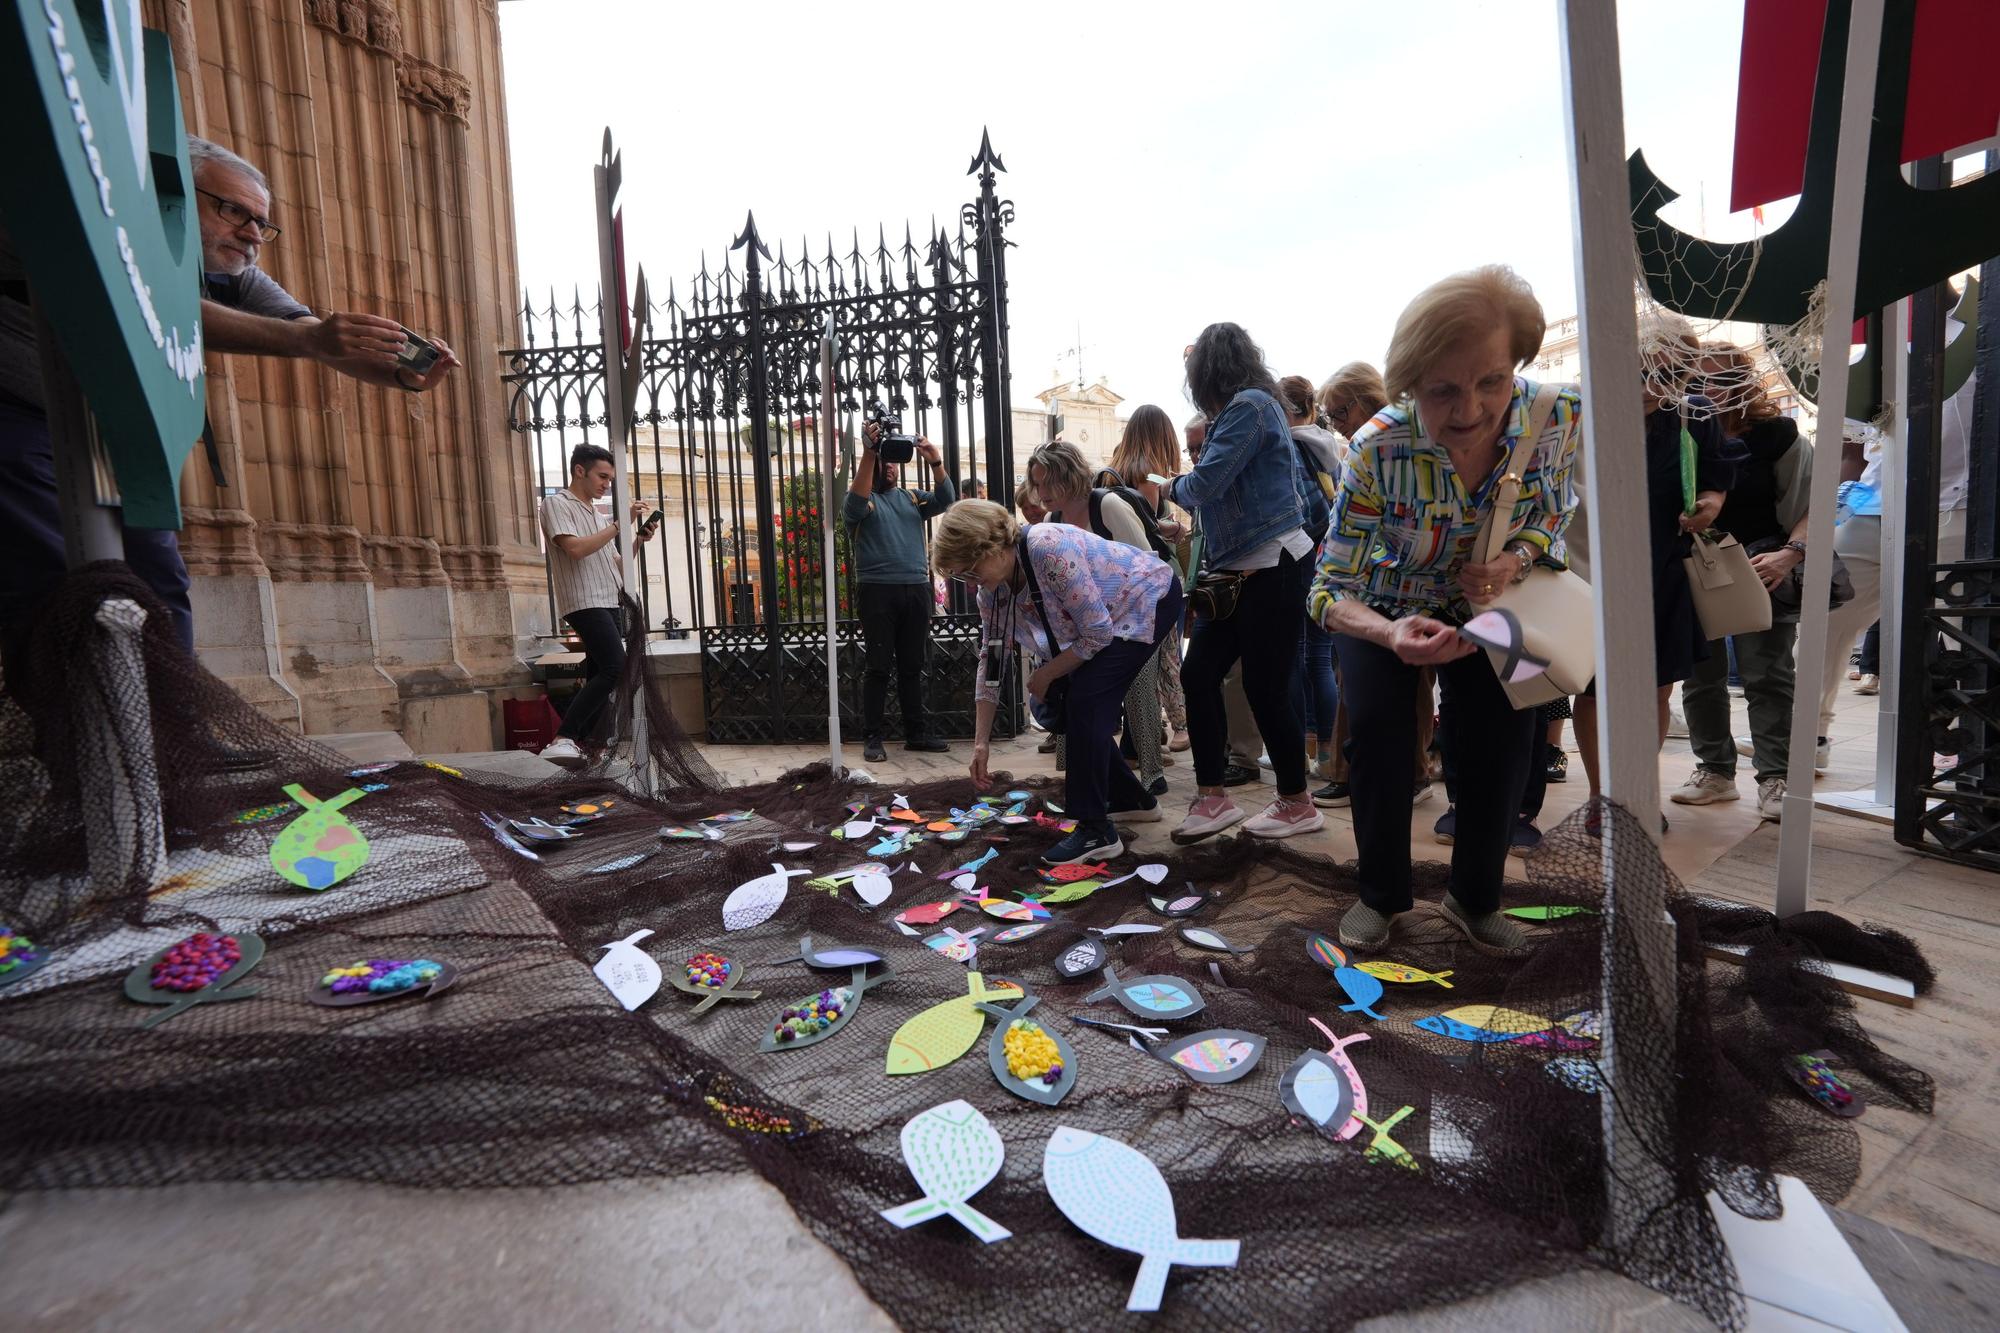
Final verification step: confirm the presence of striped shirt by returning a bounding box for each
[540,488,622,619]
[1309,377,1580,625]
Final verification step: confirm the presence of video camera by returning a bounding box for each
[865,401,919,465]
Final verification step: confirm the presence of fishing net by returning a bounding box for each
[0,570,1933,1331]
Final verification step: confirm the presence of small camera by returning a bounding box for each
[865,401,918,465]
[397,327,443,377]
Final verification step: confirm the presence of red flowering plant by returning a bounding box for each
[773,471,852,621]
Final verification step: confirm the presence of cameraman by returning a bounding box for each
[844,417,955,761]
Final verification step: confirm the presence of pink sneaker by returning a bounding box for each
[1172,794,1244,844]
[1244,796,1325,839]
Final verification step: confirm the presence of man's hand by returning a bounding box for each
[969,740,992,789]
[304,312,406,367]
[862,421,882,449]
[1750,547,1801,589]
[631,501,656,544]
[917,436,942,467]
[1388,615,1476,666]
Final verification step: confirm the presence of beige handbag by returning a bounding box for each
[1676,410,1773,639]
[1472,384,1595,710]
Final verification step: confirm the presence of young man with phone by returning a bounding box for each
[539,444,654,766]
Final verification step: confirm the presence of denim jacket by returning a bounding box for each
[1166,387,1307,569]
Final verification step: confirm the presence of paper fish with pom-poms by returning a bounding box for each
[1084,965,1205,1022]
[976,990,1077,1106]
[0,925,50,989]
[269,784,369,890]
[879,1100,1012,1243]
[885,972,1023,1075]
[307,958,456,1008]
[1414,1004,1555,1043]
[1354,961,1454,989]
[1279,1018,1371,1140]
[1041,1126,1240,1312]
[123,931,264,1028]
[721,863,810,931]
[756,965,892,1053]
[593,929,663,1011]
[664,950,762,1013]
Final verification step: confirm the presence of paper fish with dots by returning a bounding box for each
[594,929,663,1011]
[721,863,810,931]
[1042,1127,1240,1312]
[880,1100,1012,1244]
[269,784,370,890]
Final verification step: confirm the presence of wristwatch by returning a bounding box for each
[1784,539,1807,557]
[1506,541,1537,583]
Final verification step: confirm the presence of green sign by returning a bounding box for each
[0,2,204,529]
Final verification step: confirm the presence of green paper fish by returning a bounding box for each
[270,785,370,890]
[1501,905,1597,921]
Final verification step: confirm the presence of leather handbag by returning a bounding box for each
[1676,413,1773,640]
[1473,383,1595,710]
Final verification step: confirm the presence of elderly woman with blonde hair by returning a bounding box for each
[934,498,1182,866]
[1310,265,1580,953]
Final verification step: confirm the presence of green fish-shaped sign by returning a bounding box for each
[270,785,370,890]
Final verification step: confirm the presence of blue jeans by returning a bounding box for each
[1292,617,1337,743]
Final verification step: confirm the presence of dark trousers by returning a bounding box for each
[1857,621,1880,674]
[1066,583,1183,827]
[1335,634,1535,915]
[1293,616,1338,742]
[1440,695,1549,820]
[1183,548,1310,792]
[858,581,932,740]
[558,606,625,742]
[0,397,195,676]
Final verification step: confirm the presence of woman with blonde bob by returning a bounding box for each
[1309,265,1580,953]
[935,498,1182,865]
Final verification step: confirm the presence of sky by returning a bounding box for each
[498,0,1778,425]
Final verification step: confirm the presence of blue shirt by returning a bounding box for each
[842,477,956,584]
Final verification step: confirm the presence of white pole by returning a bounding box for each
[1777,0,1886,916]
[1873,299,1909,800]
[1558,0,1675,1253]
[822,313,843,773]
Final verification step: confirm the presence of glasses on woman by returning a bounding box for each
[197,188,282,242]
[947,569,981,587]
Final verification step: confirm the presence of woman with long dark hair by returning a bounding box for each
[1161,323,1322,844]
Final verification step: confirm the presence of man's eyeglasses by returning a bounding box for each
[198,188,281,243]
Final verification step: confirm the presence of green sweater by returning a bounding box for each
[842,478,956,584]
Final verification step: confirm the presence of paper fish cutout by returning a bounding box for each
[1042,1127,1240,1312]
[867,832,917,858]
[270,785,370,890]
[1414,1004,1555,1043]
[977,991,1077,1106]
[807,862,890,890]
[1501,905,1598,921]
[1546,1057,1604,1095]
[837,819,875,840]
[1304,932,1348,973]
[1053,935,1109,980]
[1178,925,1249,954]
[1037,879,1105,905]
[1280,1018,1371,1141]
[885,972,1023,1075]
[1506,1027,1598,1052]
[941,848,998,879]
[0,925,51,988]
[1333,966,1387,1021]
[1101,863,1171,889]
[1040,861,1110,884]
[659,825,720,842]
[1004,790,1032,801]
[774,936,889,971]
[1043,800,1065,814]
[889,808,924,823]
[895,899,963,929]
[980,896,1049,923]
[307,958,456,1008]
[123,932,264,1028]
[1788,1052,1864,1118]
[759,965,892,1052]
[1091,923,1164,939]
[1152,1029,1266,1084]
[508,820,580,843]
[561,798,616,816]
[1085,965,1205,1022]
[481,812,541,861]
[1556,1008,1603,1041]
[925,820,957,832]
[1355,961,1454,988]
[231,798,298,825]
[1033,812,1078,833]
[781,839,819,852]
[588,851,653,875]
[880,1100,1012,1242]
[594,929,663,1011]
[721,863,810,931]
[925,925,986,964]
[347,761,398,776]
[1146,885,1212,918]
[1459,606,1552,684]
[991,922,1050,944]
[853,872,894,907]
[702,810,753,824]
[666,950,762,1013]
[1357,1105,1420,1171]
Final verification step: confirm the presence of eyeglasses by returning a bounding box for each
[197,188,281,243]
[947,569,981,586]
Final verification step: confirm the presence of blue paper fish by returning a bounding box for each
[1333,965,1386,1021]
[1042,1126,1239,1312]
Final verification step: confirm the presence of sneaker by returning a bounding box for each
[541,737,585,767]
[1816,737,1830,771]
[1733,734,1754,758]
[1855,674,1879,696]
[1508,821,1543,857]
[1173,794,1245,844]
[863,738,887,763]
[1313,780,1351,808]
[1147,775,1170,797]
[1113,798,1164,824]
[1338,900,1397,949]
[1041,824,1124,866]
[1441,892,1528,954]
[1757,777,1786,821]
[1544,748,1568,784]
[1670,767,1739,805]
[1220,762,1259,787]
[1433,807,1456,845]
[904,737,949,753]
[1413,779,1434,807]
[1037,734,1059,754]
[1257,752,1275,771]
[1667,704,1689,739]
[1244,796,1324,839]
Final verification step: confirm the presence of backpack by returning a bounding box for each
[1085,484,1180,571]
[1291,436,1336,545]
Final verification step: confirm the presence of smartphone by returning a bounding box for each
[639,507,666,537]
[397,327,442,377]
[1147,472,1172,486]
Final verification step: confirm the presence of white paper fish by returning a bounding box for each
[881,1100,1011,1243]
[1042,1126,1239,1311]
[841,819,878,840]
[721,863,810,931]
[853,872,894,906]
[1101,863,1171,889]
[593,928,662,1011]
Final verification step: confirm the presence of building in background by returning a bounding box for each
[998,377,1128,485]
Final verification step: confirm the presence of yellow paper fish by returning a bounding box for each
[885,972,1024,1075]
[1355,961,1454,989]
[1431,1004,1549,1035]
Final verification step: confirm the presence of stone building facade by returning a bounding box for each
[153,0,541,749]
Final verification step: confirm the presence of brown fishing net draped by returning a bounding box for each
[0,574,1934,1331]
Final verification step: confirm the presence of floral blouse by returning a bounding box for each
[974,522,1173,704]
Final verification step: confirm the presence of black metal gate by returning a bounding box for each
[503,133,1020,743]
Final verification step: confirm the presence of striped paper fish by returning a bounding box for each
[1153,1029,1266,1085]
[1355,961,1454,988]
[1304,932,1348,973]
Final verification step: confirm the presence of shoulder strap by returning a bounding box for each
[1476,383,1562,564]
[1015,533,1066,656]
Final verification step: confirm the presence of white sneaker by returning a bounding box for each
[1670,768,1739,805]
[1112,801,1164,824]
[541,737,585,767]
[1244,797,1324,839]
[1734,734,1754,758]
[1816,737,1830,771]
[1855,673,1880,696]
[1172,794,1245,844]
[1413,779,1434,807]
[1257,752,1275,771]
[1667,705,1689,739]
[1757,777,1786,820]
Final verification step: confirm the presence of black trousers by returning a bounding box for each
[558,606,625,742]
[1064,583,1183,827]
[1439,695,1549,820]
[858,581,932,740]
[1182,548,1311,792]
[1334,634,1535,915]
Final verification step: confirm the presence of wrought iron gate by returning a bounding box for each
[503,133,1020,743]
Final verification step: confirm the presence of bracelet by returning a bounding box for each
[1784,539,1806,556]
[1508,542,1536,582]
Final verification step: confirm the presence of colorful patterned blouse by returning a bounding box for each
[974,522,1174,704]
[1309,377,1581,624]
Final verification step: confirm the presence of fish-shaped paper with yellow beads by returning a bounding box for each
[270,785,370,890]
[885,972,1023,1075]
